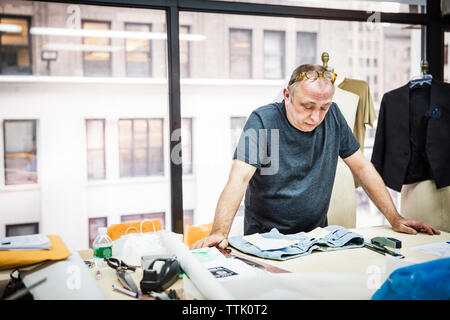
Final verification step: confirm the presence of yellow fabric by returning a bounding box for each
[183,223,213,247]
[107,219,162,242]
[338,78,377,188]
[0,235,71,270]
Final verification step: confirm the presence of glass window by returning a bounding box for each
[5,222,39,237]
[0,2,170,250]
[180,25,191,78]
[82,20,111,77]
[88,217,107,248]
[229,28,252,78]
[86,119,106,180]
[3,120,37,185]
[264,30,285,79]
[181,118,193,175]
[125,23,152,77]
[296,32,317,65]
[0,16,31,75]
[119,119,164,177]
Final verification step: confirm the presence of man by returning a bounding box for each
[191,64,440,250]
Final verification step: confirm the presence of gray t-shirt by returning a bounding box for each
[233,100,360,235]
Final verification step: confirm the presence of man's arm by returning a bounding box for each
[343,150,440,235]
[190,159,257,249]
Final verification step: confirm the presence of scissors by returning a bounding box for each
[105,258,139,294]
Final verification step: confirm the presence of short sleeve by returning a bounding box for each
[233,112,264,168]
[333,103,360,159]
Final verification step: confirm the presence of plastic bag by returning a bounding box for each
[112,220,165,257]
[372,257,450,300]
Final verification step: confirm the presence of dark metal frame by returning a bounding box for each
[29,0,449,233]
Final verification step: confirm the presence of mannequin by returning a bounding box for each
[327,87,359,228]
[401,181,450,232]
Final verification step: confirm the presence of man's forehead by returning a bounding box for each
[294,80,335,101]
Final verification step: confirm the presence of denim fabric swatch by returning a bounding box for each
[228,225,365,261]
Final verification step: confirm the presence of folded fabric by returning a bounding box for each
[372,258,450,300]
[0,235,71,270]
[228,225,364,261]
[0,234,51,250]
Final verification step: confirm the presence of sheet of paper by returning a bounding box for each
[305,227,332,239]
[243,233,299,251]
[191,246,226,263]
[410,241,450,257]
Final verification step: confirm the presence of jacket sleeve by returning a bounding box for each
[370,95,386,176]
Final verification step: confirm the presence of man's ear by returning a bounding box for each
[283,88,290,102]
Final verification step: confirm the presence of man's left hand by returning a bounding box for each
[391,217,441,235]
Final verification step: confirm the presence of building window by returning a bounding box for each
[229,28,252,79]
[119,119,164,177]
[88,217,107,248]
[125,23,152,77]
[181,118,193,175]
[82,20,112,77]
[3,120,37,185]
[183,209,194,231]
[264,30,285,79]
[0,16,32,75]
[230,117,247,155]
[121,212,166,229]
[296,32,317,65]
[6,223,39,237]
[180,25,191,78]
[86,119,106,180]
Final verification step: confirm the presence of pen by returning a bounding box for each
[112,284,138,299]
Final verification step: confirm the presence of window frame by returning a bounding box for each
[5,222,39,237]
[88,217,108,248]
[118,118,165,178]
[86,119,106,180]
[179,24,191,78]
[229,28,253,79]
[0,14,33,75]
[263,29,286,79]
[124,22,153,77]
[3,119,38,186]
[81,19,112,77]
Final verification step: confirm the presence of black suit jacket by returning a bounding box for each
[371,79,450,192]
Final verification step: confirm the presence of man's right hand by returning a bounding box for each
[190,233,229,250]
